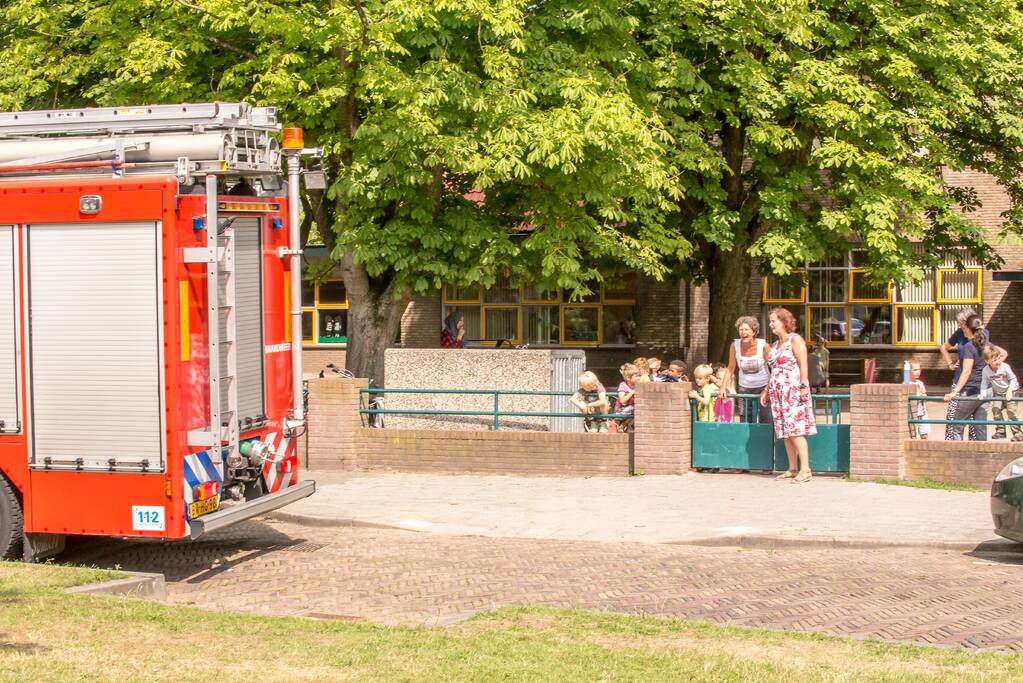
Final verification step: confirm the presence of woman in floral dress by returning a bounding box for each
[759,307,816,483]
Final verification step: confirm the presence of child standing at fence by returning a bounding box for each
[632,357,653,382]
[688,364,718,422]
[614,363,639,432]
[909,362,930,440]
[570,371,611,433]
[713,365,735,423]
[981,346,1023,441]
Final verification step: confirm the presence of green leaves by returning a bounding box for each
[2,0,1021,303]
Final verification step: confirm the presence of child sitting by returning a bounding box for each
[614,363,639,431]
[712,365,735,423]
[909,362,930,440]
[570,371,610,433]
[688,364,718,422]
[981,345,1022,441]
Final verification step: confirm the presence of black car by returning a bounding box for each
[991,457,1023,542]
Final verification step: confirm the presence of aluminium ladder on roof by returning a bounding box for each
[0,102,282,180]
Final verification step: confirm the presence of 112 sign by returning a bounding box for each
[131,506,165,531]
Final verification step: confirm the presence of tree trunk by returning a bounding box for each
[343,293,409,386]
[706,245,754,364]
[338,249,410,386]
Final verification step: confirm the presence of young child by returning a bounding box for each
[688,364,718,422]
[712,365,735,423]
[647,358,662,380]
[658,360,689,383]
[615,363,639,431]
[981,345,1022,441]
[909,362,930,440]
[570,371,610,433]
[632,357,652,382]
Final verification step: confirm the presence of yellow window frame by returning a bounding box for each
[521,284,559,304]
[316,279,348,308]
[893,304,937,347]
[560,304,602,346]
[936,268,982,303]
[443,285,482,305]
[807,304,850,346]
[762,271,806,304]
[601,272,637,304]
[849,269,892,303]
[301,309,316,346]
[481,305,520,345]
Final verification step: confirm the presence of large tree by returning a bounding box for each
[4,1,1023,372]
[636,0,1023,360]
[0,0,685,382]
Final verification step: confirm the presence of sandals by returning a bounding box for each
[776,471,797,480]
[792,472,812,484]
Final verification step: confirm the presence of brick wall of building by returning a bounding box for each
[905,440,1022,489]
[400,296,442,349]
[682,283,711,367]
[302,348,347,379]
[635,275,684,360]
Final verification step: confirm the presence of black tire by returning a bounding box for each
[0,473,24,561]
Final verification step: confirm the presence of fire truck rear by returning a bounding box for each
[0,103,317,560]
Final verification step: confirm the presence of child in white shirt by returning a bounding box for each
[981,345,1022,441]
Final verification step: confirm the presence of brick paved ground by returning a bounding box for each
[58,518,1023,651]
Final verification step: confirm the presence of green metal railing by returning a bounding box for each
[359,388,629,431]
[908,395,1023,427]
[689,393,849,424]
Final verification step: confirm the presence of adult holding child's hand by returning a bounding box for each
[761,307,816,483]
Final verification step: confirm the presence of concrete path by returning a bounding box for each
[276,471,999,549]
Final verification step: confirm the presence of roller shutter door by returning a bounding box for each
[28,222,164,470]
[219,217,265,423]
[0,226,18,433]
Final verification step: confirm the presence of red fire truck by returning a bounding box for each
[0,103,317,560]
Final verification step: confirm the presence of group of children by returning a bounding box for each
[909,345,1021,441]
[569,358,688,432]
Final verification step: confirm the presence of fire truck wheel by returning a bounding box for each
[0,474,24,561]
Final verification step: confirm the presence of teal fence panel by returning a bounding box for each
[772,395,850,473]
[691,395,775,469]
[693,422,776,469]
[773,425,850,473]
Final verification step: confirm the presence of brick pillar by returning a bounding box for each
[306,377,367,470]
[849,383,914,480]
[633,381,692,474]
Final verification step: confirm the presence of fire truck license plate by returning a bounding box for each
[189,496,220,519]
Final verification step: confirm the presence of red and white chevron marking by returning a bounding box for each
[260,431,299,494]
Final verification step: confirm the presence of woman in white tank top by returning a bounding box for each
[726,315,772,424]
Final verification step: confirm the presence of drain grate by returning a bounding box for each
[277,541,326,553]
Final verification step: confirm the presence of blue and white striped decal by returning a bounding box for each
[183,449,224,522]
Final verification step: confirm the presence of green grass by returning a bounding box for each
[845,476,984,492]
[2,561,1023,682]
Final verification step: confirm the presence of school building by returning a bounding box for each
[301,169,1023,387]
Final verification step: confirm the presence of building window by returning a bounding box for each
[302,278,350,346]
[442,274,636,347]
[763,252,980,347]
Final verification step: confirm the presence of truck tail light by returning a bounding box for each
[194,481,220,501]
